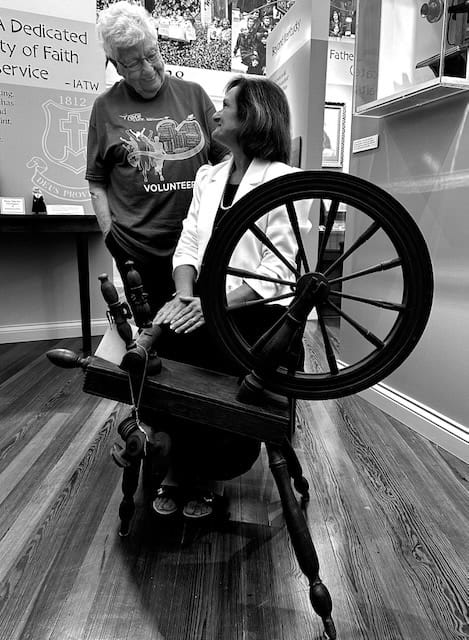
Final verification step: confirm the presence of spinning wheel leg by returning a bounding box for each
[282,439,310,507]
[118,459,141,537]
[141,447,161,502]
[266,443,336,640]
[141,435,171,501]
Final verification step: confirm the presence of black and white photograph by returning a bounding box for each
[0,1,467,640]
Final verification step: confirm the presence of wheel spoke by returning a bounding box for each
[248,222,300,277]
[317,306,339,375]
[226,292,295,311]
[329,290,405,311]
[286,200,310,272]
[326,300,385,348]
[329,257,402,285]
[316,198,339,271]
[323,220,380,277]
[226,266,297,288]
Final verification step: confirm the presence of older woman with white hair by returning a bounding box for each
[86,1,225,316]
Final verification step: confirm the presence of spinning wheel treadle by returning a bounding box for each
[199,171,433,400]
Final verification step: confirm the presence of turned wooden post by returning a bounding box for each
[98,274,134,348]
[266,443,336,640]
[238,274,329,401]
[125,260,153,329]
[119,460,142,537]
[281,438,310,507]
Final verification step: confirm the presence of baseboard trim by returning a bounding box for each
[0,320,109,344]
[357,381,469,464]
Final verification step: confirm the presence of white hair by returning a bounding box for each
[97,1,158,59]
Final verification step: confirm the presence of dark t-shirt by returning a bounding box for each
[86,75,226,262]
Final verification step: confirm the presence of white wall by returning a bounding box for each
[347,99,469,463]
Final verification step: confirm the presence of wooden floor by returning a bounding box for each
[0,334,468,640]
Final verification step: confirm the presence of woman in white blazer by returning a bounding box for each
[152,76,310,519]
[156,75,310,333]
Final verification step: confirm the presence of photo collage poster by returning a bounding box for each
[97,0,356,76]
[97,0,293,76]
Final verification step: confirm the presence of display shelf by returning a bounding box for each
[354,0,469,117]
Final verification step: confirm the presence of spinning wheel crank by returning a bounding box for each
[199,171,433,400]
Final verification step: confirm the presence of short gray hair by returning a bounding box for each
[97,1,158,59]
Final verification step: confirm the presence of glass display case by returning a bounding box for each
[354,0,469,116]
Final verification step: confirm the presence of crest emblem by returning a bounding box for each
[41,100,92,174]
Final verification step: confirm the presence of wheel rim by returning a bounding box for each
[199,171,433,400]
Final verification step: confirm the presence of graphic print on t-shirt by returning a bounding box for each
[119,112,206,182]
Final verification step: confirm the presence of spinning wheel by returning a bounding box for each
[46,171,434,640]
[199,171,433,400]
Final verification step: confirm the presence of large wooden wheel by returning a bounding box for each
[199,171,433,400]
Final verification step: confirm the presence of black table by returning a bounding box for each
[0,214,100,354]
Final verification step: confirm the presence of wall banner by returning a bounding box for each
[327,38,355,86]
[0,1,104,212]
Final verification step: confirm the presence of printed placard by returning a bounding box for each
[0,196,25,214]
[46,204,85,215]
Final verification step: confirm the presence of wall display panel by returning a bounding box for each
[0,0,110,344]
[267,0,329,169]
[354,0,469,117]
[0,1,104,212]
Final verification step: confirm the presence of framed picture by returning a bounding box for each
[290,136,302,168]
[322,102,346,168]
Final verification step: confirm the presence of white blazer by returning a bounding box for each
[173,157,311,300]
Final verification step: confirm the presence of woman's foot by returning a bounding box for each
[182,492,215,519]
[152,485,179,516]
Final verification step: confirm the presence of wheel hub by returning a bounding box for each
[294,272,330,316]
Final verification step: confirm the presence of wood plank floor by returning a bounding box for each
[0,334,467,640]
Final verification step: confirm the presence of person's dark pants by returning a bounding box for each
[105,232,175,318]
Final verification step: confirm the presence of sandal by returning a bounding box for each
[152,485,179,516]
[182,492,215,520]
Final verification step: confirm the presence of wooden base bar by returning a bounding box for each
[83,356,291,444]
